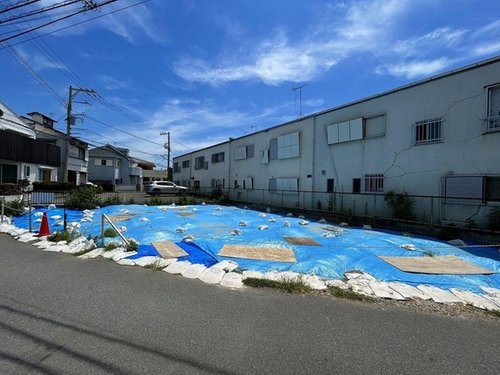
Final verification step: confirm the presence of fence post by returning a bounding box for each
[28,193,32,233]
[101,214,105,242]
[1,196,4,223]
[63,203,67,232]
[430,196,434,229]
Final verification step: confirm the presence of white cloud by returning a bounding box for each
[375,58,451,79]
[393,27,468,57]
[173,0,409,86]
[473,41,500,56]
[99,75,132,90]
[16,48,68,71]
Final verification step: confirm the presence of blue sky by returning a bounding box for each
[2,0,500,167]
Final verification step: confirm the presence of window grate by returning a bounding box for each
[364,174,384,193]
[415,118,442,144]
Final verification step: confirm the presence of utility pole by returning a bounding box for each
[292,84,308,118]
[63,85,95,182]
[160,131,170,180]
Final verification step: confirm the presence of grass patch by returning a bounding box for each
[47,230,72,243]
[146,196,165,206]
[485,309,500,318]
[328,286,374,302]
[104,242,121,251]
[126,241,138,251]
[73,248,94,257]
[243,277,311,294]
[423,250,436,257]
[103,228,118,237]
[144,261,165,271]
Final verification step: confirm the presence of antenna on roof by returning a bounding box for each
[292,83,308,118]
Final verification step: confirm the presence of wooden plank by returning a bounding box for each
[379,255,495,275]
[152,241,188,258]
[219,245,296,263]
[283,237,321,246]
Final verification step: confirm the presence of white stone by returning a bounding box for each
[34,212,44,217]
[134,256,162,267]
[215,207,222,211]
[325,279,349,290]
[362,224,372,230]
[238,221,247,227]
[303,275,327,290]
[157,258,177,268]
[113,251,137,261]
[283,221,291,227]
[164,260,191,274]
[220,272,244,288]
[298,220,309,226]
[450,289,499,310]
[182,264,207,279]
[211,260,239,272]
[79,248,105,259]
[139,217,150,222]
[268,217,276,223]
[479,286,500,296]
[242,270,265,280]
[318,218,327,223]
[102,249,124,259]
[346,280,375,297]
[117,258,135,266]
[400,244,417,251]
[416,285,463,304]
[50,215,61,220]
[298,215,305,219]
[344,271,376,281]
[48,204,56,209]
[369,281,405,300]
[200,267,226,284]
[175,227,187,233]
[118,226,127,233]
[258,213,266,217]
[387,282,431,300]
[258,225,268,230]
[286,212,293,217]
[339,222,349,227]
[230,229,242,236]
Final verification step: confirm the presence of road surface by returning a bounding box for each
[0,234,498,374]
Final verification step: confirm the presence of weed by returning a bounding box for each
[103,228,118,237]
[328,286,374,302]
[3,198,26,217]
[423,250,436,257]
[104,242,120,251]
[384,191,415,220]
[47,230,72,243]
[126,241,139,252]
[243,277,311,294]
[127,198,135,205]
[65,186,102,210]
[73,248,94,257]
[144,260,165,271]
[102,196,122,206]
[487,207,500,231]
[146,196,164,206]
[485,309,500,318]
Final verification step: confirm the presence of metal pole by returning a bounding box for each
[430,196,434,229]
[1,196,4,223]
[101,213,104,242]
[28,194,32,233]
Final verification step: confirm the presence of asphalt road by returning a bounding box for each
[0,234,498,375]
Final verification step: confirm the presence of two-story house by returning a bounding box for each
[0,101,60,184]
[88,144,149,191]
[21,112,89,185]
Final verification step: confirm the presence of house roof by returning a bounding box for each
[20,115,88,146]
[174,54,500,160]
[130,156,156,167]
[0,101,36,139]
[27,111,57,123]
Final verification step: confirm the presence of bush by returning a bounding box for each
[103,228,118,237]
[65,186,102,210]
[146,196,164,206]
[48,230,72,243]
[0,183,22,196]
[32,181,74,192]
[3,197,25,216]
[178,194,197,205]
[102,196,122,206]
[127,198,135,204]
[384,191,415,220]
[487,207,500,231]
[126,241,138,251]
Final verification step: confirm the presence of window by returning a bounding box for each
[234,146,247,160]
[194,156,205,170]
[0,164,17,183]
[173,162,180,173]
[244,177,254,190]
[486,177,500,202]
[182,160,190,168]
[261,149,269,164]
[24,165,31,178]
[211,178,217,188]
[364,115,386,138]
[364,174,384,193]
[352,178,361,193]
[268,178,277,192]
[174,180,180,185]
[116,160,120,167]
[445,175,500,203]
[194,180,200,189]
[276,178,299,194]
[486,85,500,131]
[327,179,334,193]
[234,180,239,188]
[101,159,107,166]
[277,132,300,159]
[414,118,442,144]
[327,118,363,144]
[78,147,86,160]
[234,145,254,160]
[269,139,278,160]
[211,152,225,163]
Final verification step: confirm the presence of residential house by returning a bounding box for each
[21,112,89,185]
[174,56,500,227]
[88,144,148,191]
[0,101,60,184]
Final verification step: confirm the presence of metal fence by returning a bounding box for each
[188,186,498,231]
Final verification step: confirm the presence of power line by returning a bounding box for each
[0,0,119,44]
[0,0,80,25]
[0,0,39,14]
[1,0,153,49]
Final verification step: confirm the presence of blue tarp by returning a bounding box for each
[13,204,499,293]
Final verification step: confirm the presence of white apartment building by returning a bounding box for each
[173,56,500,227]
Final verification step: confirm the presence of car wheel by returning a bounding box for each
[153,189,161,196]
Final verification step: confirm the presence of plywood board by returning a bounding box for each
[152,240,188,258]
[107,214,136,222]
[283,237,321,246]
[177,211,195,217]
[379,255,494,275]
[219,245,296,263]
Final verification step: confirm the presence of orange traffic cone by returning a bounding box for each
[36,212,51,237]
